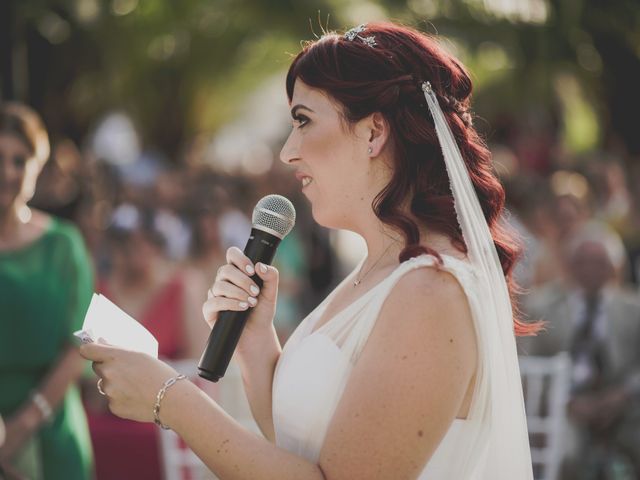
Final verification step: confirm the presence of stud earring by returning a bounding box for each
[367,146,373,155]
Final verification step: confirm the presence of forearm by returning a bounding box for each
[11,345,84,433]
[163,380,324,480]
[37,345,85,407]
[237,325,281,441]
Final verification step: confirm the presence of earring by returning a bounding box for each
[367,146,373,155]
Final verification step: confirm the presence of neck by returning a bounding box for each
[356,221,405,280]
[356,217,461,275]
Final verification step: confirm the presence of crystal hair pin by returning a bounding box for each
[344,24,377,47]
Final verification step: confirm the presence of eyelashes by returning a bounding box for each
[292,114,310,128]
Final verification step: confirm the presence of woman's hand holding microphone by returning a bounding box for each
[202,246,280,360]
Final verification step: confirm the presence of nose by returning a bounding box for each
[279,129,300,165]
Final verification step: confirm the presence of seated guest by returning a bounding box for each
[521,222,640,478]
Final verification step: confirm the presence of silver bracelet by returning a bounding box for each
[153,374,187,430]
[31,392,53,423]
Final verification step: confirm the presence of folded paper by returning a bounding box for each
[75,293,158,358]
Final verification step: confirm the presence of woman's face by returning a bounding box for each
[0,133,40,212]
[279,79,376,230]
[111,231,160,280]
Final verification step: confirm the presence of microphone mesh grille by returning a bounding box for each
[252,195,296,239]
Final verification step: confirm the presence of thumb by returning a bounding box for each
[78,342,118,363]
[255,262,279,303]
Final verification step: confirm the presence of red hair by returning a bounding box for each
[286,22,540,335]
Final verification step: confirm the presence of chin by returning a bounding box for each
[309,202,351,231]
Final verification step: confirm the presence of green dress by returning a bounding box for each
[0,216,94,479]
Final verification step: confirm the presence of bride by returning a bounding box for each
[81,21,537,479]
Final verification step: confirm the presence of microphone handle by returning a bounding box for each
[198,228,281,382]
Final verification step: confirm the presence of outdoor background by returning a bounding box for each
[2,1,640,479]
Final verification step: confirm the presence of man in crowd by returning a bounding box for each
[522,222,640,479]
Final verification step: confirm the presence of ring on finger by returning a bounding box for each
[97,378,106,396]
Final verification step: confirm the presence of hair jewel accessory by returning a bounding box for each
[344,24,377,47]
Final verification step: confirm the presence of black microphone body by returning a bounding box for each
[198,227,282,382]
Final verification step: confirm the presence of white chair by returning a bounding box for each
[519,352,571,480]
[159,359,261,480]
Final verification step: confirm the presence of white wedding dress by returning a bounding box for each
[272,253,497,478]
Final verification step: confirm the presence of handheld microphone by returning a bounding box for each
[198,195,296,382]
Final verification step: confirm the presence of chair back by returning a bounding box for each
[519,352,571,480]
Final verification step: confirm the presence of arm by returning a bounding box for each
[164,378,323,480]
[201,248,283,440]
[183,264,279,439]
[0,345,85,460]
[81,342,323,480]
[80,264,477,479]
[234,324,281,441]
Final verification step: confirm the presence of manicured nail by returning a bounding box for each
[239,301,248,309]
[250,285,260,296]
[248,296,257,306]
[245,264,255,275]
[259,263,268,274]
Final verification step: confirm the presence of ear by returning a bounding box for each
[364,112,389,157]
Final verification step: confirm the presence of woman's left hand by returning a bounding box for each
[78,342,179,423]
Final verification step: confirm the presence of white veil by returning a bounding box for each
[422,81,533,479]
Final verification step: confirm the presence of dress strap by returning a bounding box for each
[322,254,475,364]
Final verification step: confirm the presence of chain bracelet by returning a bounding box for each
[153,374,187,430]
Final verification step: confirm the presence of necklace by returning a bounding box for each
[353,242,395,287]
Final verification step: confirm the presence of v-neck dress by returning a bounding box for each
[272,254,491,479]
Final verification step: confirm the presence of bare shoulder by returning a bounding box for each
[376,266,473,340]
[392,262,470,310]
[376,263,477,371]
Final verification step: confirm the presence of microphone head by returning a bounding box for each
[252,195,296,239]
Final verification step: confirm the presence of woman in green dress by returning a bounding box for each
[0,102,94,479]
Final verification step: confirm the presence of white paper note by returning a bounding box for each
[75,293,159,358]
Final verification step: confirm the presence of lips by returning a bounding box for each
[295,171,313,188]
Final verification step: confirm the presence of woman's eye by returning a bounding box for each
[13,155,27,168]
[292,115,310,128]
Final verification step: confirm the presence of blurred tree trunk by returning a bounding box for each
[591,32,640,156]
[0,1,14,100]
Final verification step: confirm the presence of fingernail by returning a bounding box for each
[245,264,255,275]
[259,263,268,274]
[239,301,248,309]
[250,285,260,296]
[248,296,257,306]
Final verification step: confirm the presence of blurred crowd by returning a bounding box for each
[2,100,640,480]
[32,130,340,343]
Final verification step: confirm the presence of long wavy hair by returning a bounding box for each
[286,22,538,335]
